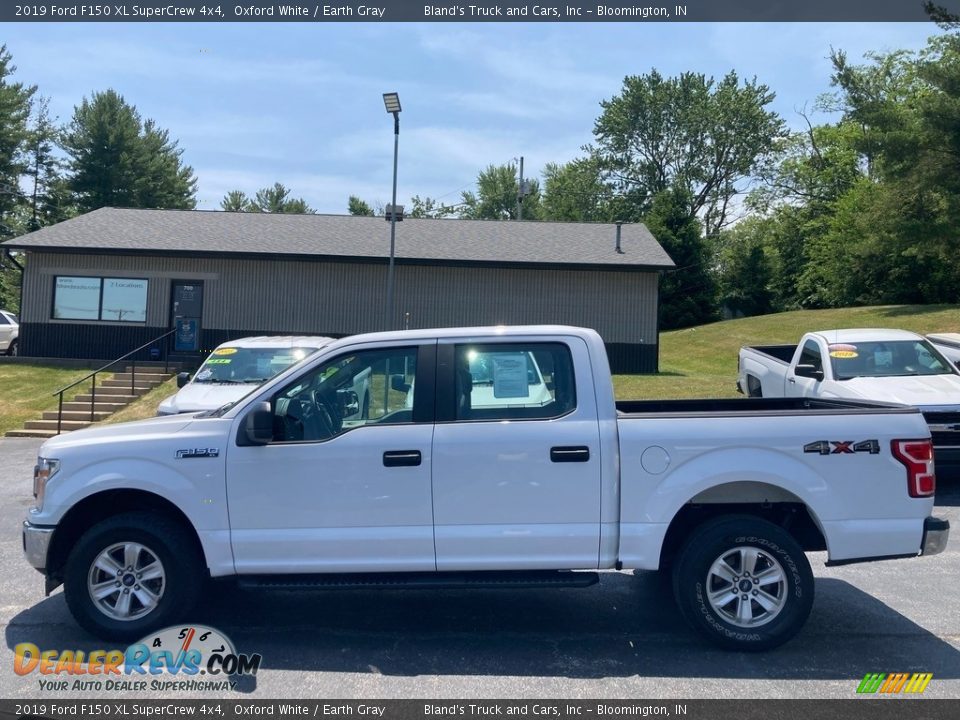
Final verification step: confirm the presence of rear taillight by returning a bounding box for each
[892,439,936,498]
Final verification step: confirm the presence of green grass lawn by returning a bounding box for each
[0,364,94,435]
[613,304,960,400]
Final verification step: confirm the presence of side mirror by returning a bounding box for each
[795,364,824,381]
[390,374,411,393]
[176,371,191,388]
[240,401,273,446]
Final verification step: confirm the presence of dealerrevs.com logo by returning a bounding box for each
[14,625,261,692]
[856,672,933,695]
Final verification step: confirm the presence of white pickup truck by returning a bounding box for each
[23,326,949,651]
[738,328,960,477]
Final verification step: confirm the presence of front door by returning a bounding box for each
[431,337,602,571]
[228,342,437,573]
[170,281,203,353]
[786,339,825,398]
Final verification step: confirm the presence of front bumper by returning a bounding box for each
[921,516,950,557]
[22,521,54,572]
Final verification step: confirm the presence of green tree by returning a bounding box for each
[459,163,542,220]
[814,35,960,305]
[223,183,314,213]
[62,89,196,211]
[0,251,22,312]
[593,69,784,236]
[714,218,774,318]
[251,183,312,213]
[409,194,457,219]
[0,45,36,238]
[644,187,717,329]
[541,157,612,222]
[22,98,73,232]
[221,190,252,212]
[347,195,374,216]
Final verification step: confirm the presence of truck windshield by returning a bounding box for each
[194,347,317,384]
[829,340,954,379]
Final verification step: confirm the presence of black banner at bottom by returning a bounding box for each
[2,699,958,720]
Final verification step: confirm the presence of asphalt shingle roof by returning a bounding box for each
[2,207,674,269]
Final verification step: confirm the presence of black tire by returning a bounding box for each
[63,511,204,641]
[672,515,813,651]
[8,338,17,356]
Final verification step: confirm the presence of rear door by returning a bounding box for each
[430,335,602,571]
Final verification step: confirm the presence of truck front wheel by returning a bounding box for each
[63,512,203,641]
[672,515,813,651]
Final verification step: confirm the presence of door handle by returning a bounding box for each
[788,377,796,384]
[383,450,421,467]
[550,446,590,463]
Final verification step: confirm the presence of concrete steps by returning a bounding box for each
[6,364,180,438]
[41,410,113,422]
[5,428,65,438]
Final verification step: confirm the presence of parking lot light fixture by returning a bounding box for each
[383,92,401,330]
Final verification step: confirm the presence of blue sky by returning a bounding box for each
[3,22,939,213]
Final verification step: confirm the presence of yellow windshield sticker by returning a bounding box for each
[830,350,858,359]
[212,347,238,356]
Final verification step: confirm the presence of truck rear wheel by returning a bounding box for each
[672,515,813,651]
[63,511,203,641]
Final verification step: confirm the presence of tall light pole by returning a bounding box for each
[383,92,401,330]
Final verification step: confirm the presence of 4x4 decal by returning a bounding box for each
[804,439,880,455]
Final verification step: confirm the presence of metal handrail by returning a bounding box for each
[52,328,178,434]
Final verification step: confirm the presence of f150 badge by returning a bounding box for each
[176,448,220,459]
[804,440,880,455]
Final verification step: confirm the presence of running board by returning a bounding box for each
[237,570,600,591]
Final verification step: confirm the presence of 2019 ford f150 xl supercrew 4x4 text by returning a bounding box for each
[738,328,960,477]
[23,326,949,651]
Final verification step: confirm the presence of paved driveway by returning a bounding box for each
[1,437,958,699]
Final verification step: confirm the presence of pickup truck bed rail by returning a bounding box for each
[616,397,916,417]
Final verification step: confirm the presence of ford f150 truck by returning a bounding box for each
[738,329,960,477]
[23,326,949,651]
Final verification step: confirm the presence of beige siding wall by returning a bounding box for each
[22,252,659,344]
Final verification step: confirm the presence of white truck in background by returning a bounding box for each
[158,336,333,416]
[23,326,948,651]
[738,328,960,477]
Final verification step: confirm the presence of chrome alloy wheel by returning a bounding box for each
[706,546,788,628]
[87,542,166,621]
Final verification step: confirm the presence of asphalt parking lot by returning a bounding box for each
[1,436,959,700]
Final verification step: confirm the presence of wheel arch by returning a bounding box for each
[658,481,828,569]
[45,489,208,591]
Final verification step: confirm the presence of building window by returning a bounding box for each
[53,276,148,323]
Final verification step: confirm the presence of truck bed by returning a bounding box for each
[742,344,797,364]
[616,396,916,417]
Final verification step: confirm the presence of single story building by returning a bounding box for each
[2,207,674,373]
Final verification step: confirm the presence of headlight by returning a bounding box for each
[33,457,60,512]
